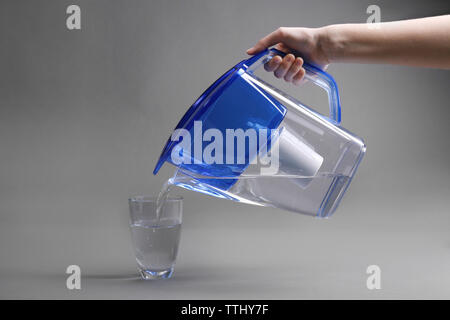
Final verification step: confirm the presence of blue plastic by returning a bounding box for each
[153,48,342,190]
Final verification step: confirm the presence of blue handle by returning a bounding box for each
[242,48,341,125]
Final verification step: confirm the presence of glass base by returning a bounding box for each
[139,267,174,280]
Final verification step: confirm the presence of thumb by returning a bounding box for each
[246,28,286,55]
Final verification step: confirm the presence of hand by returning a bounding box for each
[246,27,330,85]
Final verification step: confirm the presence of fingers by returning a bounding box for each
[265,43,289,71]
[246,28,286,55]
[264,55,282,72]
[264,54,306,84]
[292,67,306,85]
[274,53,295,79]
[284,57,304,82]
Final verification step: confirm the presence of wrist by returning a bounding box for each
[316,24,345,63]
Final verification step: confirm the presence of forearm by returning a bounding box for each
[321,15,450,69]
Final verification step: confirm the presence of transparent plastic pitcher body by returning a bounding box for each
[154,48,366,217]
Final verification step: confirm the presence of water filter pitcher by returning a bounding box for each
[154,48,366,217]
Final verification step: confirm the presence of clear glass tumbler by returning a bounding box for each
[128,196,183,280]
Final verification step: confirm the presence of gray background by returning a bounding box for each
[0,0,449,299]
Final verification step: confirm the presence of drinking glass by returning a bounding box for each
[128,196,183,280]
